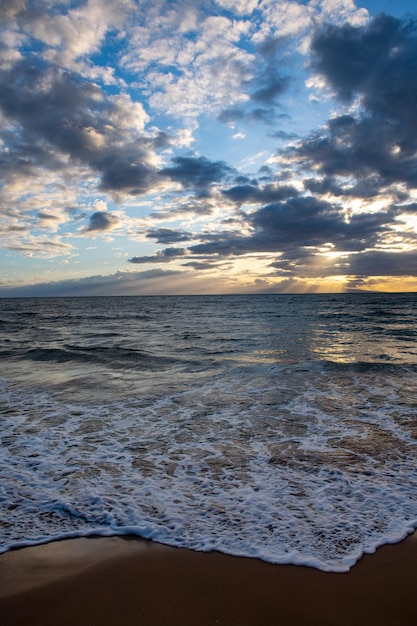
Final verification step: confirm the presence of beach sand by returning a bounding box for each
[1,533,417,626]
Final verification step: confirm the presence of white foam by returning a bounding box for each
[2,360,417,572]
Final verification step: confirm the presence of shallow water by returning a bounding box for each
[1,293,417,571]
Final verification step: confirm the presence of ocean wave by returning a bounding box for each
[2,345,181,370]
[1,294,417,572]
[319,359,417,373]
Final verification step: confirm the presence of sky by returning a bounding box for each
[1,0,417,296]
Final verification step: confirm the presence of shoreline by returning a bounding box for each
[1,533,417,625]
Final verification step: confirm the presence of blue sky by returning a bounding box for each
[1,0,417,296]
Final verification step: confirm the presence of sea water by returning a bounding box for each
[1,293,417,572]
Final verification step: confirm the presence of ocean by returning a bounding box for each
[1,293,417,572]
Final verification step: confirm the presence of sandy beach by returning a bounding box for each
[1,533,417,626]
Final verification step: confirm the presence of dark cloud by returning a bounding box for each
[311,14,415,106]
[270,248,417,281]
[152,131,173,150]
[251,197,343,246]
[248,107,279,124]
[250,197,393,251]
[294,14,417,190]
[131,192,417,286]
[0,57,159,196]
[161,156,234,190]
[0,269,184,298]
[293,113,417,186]
[218,105,278,126]
[182,196,395,261]
[129,248,186,264]
[391,201,417,215]
[218,36,291,127]
[0,139,64,182]
[217,106,245,125]
[98,156,156,195]
[131,191,399,270]
[37,211,59,221]
[303,174,394,199]
[346,250,417,276]
[222,183,299,205]
[182,261,220,270]
[84,211,120,232]
[145,228,193,244]
[271,130,299,141]
[250,38,290,104]
[251,76,290,105]
[0,59,100,152]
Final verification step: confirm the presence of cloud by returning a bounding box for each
[1,1,417,293]
[161,156,235,191]
[2,235,75,259]
[0,0,26,20]
[182,260,221,270]
[129,248,187,264]
[0,268,236,297]
[0,56,161,199]
[145,228,193,244]
[7,0,132,71]
[84,211,120,233]
[346,250,417,277]
[215,0,259,16]
[131,189,409,289]
[98,156,158,196]
[249,36,292,103]
[303,172,391,199]
[128,182,404,281]
[186,195,394,258]
[217,36,292,127]
[271,129,299,141]
[293,14,417,190]
[217,0,369,127]
[222,182,299,205]
[310,13,410,104]
[121,6,254,120]
[0,269,182,297]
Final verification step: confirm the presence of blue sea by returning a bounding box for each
[1,293,417,572]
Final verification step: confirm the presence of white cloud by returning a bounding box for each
[28,0,133,70]
[4,234,76,258]
[215,0,260,15]
[253,0,368,51]
[107,94,150,133]
[121,8,254,121]
[312,0,369,26]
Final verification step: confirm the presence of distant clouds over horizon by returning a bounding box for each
[1,1,417,296]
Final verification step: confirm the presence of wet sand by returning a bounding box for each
[1,533,417,625]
